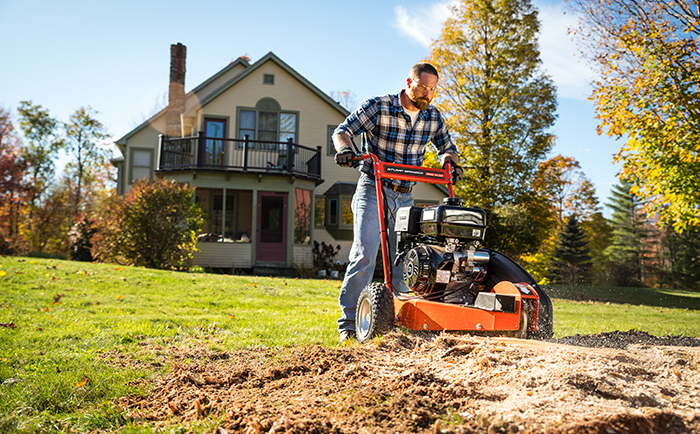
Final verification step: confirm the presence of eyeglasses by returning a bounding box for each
[412,82,437,93]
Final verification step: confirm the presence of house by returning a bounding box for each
[113,44,448,274]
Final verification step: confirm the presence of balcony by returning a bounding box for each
[157,132,323,182]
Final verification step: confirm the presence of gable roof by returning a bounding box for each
[115,52,348,147]
[192,52,348,118]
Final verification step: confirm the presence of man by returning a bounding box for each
[332,62,462,342]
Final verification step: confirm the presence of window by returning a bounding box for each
[342,198,353,225]
[318,182,356,241]
[238,110,255,141]
[294,189,311,245]
[263,74,275,85]
[328,125,337,156]
[258,111,278,145]
[237,98,298,150]
[314,195,325,227]
[204,118,226,166]
[195,188,253,243]
[328,198,338,225]
[130,148,152,183]
[280,114,296,143]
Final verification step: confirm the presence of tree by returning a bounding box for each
[429,0,557,209]
[601,179,650,286]
[63,106,111,220]
[569,0,700,231]
[16,101,62,213]
[92,179,204,270]
[670,225,700,290]
[21,179,73,253]
[548,215,593,285]
[330,90,357,112]
[0,107,30,251]
[521,155,610,282]
[531,155,581,225]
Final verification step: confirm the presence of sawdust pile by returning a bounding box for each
[110,331,700,434]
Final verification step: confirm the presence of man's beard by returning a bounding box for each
[410,95,430,110]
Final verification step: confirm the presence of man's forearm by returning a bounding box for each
[333,131,353,152]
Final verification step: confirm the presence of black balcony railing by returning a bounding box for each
[158,132,322,180]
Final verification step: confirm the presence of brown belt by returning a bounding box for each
[381,180,412,194]
[363,170,413,194]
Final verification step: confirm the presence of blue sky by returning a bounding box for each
[0,0,621,204]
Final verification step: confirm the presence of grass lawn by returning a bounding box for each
[1,256,699,433]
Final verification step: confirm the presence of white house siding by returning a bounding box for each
[313,229,353,264]
[196,62,349,161]
[293,245,313,267]
[193,242,252,269]
[188,63,248,111]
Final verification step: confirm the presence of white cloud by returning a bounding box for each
[535,0,595,101]
[393,1,456,48]
[394,0,595,101]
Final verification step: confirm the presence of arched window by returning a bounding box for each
[237,98,298,150]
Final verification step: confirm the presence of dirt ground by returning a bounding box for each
[109,330,700,434]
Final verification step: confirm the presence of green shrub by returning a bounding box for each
[91,179,204,270]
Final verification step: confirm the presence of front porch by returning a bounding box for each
[157,133,323,182]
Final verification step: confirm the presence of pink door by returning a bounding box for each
[256,192,287,262]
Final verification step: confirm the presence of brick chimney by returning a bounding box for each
[166,43,186,137]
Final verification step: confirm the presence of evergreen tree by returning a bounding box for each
[548,215,592,285]
[670,225,700,290]
[602,179,650,286]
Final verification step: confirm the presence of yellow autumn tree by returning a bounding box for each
[428,0,558,210]
[569,0,700,231]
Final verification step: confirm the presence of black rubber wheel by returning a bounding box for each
[481,249,554,340]
[506,301,529,339]
[355,282,394,342]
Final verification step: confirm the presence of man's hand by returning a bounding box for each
[443,158,463,184]
[335,146,356,167]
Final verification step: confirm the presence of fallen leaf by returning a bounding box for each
[115,295,122,299]
[77,270,86,275]
[0,322,16,328]
[76,378,87,388]
[0,271,6,277]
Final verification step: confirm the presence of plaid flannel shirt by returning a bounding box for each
[335,91,456,188]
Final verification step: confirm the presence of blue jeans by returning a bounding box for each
[337,173,413,333]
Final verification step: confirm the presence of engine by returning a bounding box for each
[394,197,489,305]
